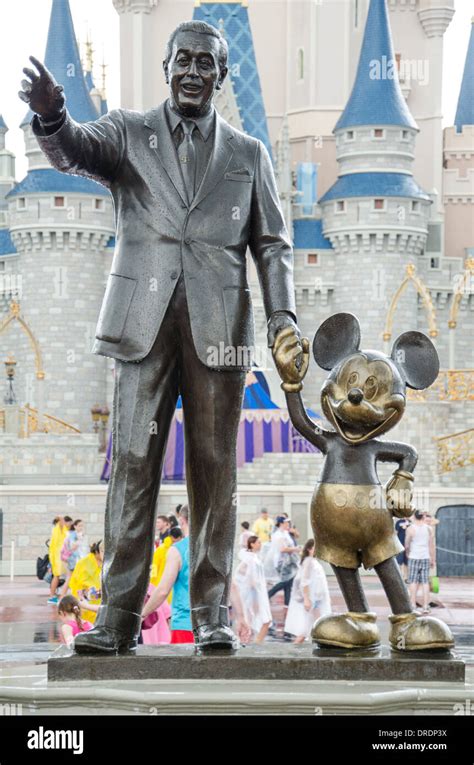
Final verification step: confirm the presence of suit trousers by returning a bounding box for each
[96,272,246,636]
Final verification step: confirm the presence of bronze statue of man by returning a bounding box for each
[19,20,301,653]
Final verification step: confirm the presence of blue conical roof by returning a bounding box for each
[454,20,474,132]
[335,0,417,131]
[194,1,273,158]
[21,0,99,127]
[0,114,7,131]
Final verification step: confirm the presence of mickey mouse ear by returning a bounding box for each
[391,331,439,390]
[312,313,361,371]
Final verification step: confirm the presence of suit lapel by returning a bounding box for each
[144,103,188,207]
[190,111,235,212]
[144,104,235,211]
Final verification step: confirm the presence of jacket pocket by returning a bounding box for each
[225,171,253,183]
[95,273,137,344]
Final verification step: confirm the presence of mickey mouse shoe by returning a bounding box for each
[312,611,380,649]
[389,612,454,651]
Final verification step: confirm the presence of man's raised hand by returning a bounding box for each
[18,56,65,122]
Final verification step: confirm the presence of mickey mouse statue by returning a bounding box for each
[273,313,454,652]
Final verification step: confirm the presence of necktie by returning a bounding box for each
[178,120,197,203]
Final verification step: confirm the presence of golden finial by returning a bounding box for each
[405,263,416,276]
[101,56,108,100]
[85,32,94,74]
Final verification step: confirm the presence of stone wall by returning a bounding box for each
[0,482,471,577]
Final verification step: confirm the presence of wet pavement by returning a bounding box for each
[0,575,472,666]
[0,576,472,715]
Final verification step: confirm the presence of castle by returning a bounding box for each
[0,0,472,575]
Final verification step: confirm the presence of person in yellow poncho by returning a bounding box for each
[150,535,173,602]
[143,526,184,644]
[69,541,103,624]
[47,515,72,605]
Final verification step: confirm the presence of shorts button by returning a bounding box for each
[184,238,191,245]
[334,490,348,508]
[170,271,179,280]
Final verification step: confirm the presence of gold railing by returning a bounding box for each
[436,428,474,474]
[0,406,81,437]
[407,370,474,402]
[21,406,81,436]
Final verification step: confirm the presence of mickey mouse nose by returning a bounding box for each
[348,387,364,405]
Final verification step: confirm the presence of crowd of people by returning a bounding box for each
[44,505,333,648]
[45,505,440,648]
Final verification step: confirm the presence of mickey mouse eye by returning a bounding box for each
[364,375,378,401]
[347,372,359,389]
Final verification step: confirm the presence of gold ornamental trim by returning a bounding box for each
[6,406,81,437]
[448,258,474,331]
[436,428,474,474]
[0,300,45,380]
[384,264,438,342]
[406,369,474,402]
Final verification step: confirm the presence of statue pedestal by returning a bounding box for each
[48,642,465,683]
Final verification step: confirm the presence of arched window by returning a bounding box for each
[297,48,304,81]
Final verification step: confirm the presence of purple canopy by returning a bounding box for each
[101,370,319,482]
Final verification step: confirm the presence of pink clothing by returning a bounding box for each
[62,619,93,642]
[141,585,172,645]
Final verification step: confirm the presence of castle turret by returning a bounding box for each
[5,0,114,432]
[443,19,474,262]
[319,0,431,348]
[0,116,16,218]
[0,116,17,266]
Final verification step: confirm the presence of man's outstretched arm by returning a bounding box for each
[19,56,125,187]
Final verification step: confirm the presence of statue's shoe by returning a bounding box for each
[389,612,454,651]
[74,626,138,655]
[193,624,240,651]
[312,612,380,649]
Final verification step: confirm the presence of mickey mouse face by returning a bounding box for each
[313,313,439,444]
[321,352,406,443]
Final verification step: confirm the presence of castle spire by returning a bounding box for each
[193,0,272,157]
[454,18,474,132]
[21,0,99,127]
[335,0,417,131]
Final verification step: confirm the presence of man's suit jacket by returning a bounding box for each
[33,102,296,370]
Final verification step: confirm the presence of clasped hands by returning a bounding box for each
[270,316,310,392]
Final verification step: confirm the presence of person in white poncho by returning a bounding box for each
[234,535,272,643]
[285,539,332,643]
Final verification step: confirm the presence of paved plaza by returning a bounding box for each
[0,575,472,715]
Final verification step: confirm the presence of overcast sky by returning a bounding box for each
[1,0,472,179]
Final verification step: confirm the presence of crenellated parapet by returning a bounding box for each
[112,0,158,13]
[417,0,455,38]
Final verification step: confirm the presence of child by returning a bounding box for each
[58,595,93,647]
